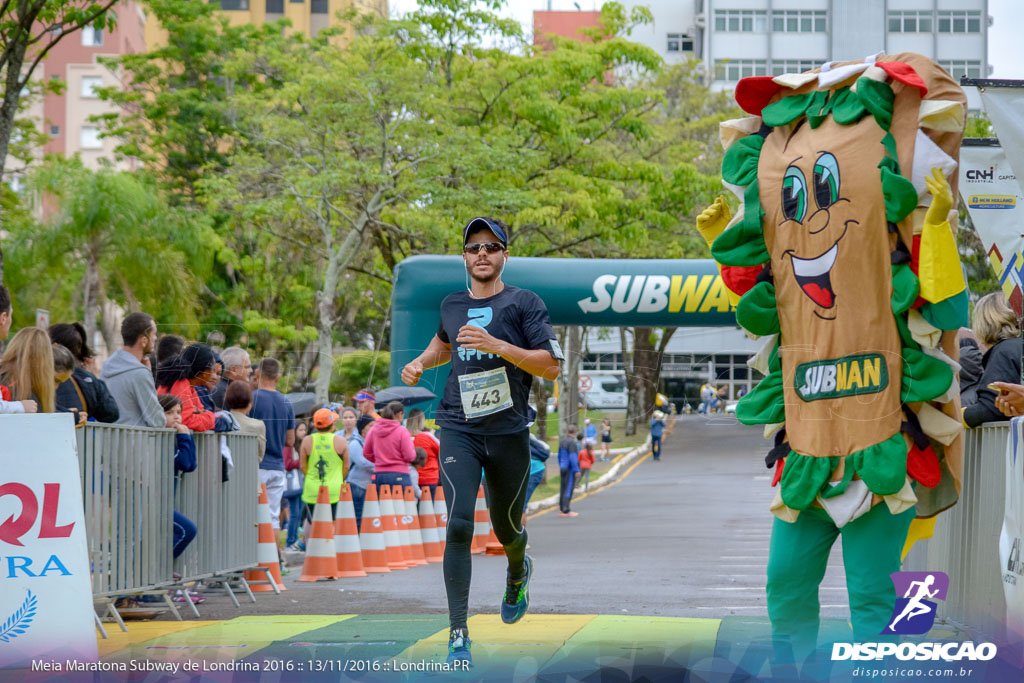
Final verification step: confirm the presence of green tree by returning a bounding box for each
[203,24,448,402]
[5,158,218,348]
[0,0,120,281]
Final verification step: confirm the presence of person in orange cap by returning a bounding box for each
[299,409,350,529]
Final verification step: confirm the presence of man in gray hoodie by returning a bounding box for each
[102,312,164,428]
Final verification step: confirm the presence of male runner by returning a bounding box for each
[402,216,562,665]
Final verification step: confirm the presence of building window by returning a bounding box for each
[81,24,102,46]
[713,10,767,33]
[50,125,60,135]
[666,33,694,52]
[940,60,982,80]
[81,75,103,98]
[311,0,328,13]
[213,0,250,10]
[938,10,982,33]
[80,126,102,149]
[714,59,768,81]
[771,10,827,33]
[888,10,933,33]
[266,0,284,12]
[770,59,823,76]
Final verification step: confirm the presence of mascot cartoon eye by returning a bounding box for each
[813,152,840,209]
[782,166,807,222]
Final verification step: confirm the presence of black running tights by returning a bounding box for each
[438,427,531,631]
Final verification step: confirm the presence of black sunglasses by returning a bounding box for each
[464,242,505,254]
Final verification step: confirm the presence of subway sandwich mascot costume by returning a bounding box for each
[698,53,968,661]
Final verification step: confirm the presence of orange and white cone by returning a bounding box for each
[485,526,505,556]
[378,485,408,570]
[434,486,448,555]
[390,486,415,567]
[403,486,428,566]
[245,483,286,592]
[334,484,366,578]
[299,485,339,582]
[358,484,389,573]
[419,487,443,563]
[471,484,490,555]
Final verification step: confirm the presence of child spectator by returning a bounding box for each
[410,447,427,501]
[406,408,439,499]
[159,395,198,563]
[52,343,87,425]
[577,437,595,492]
[283,420,307,551]
[557,425,580,518]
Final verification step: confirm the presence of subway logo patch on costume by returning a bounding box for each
[795,353,888,402]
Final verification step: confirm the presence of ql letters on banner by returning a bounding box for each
[0,413,97,668]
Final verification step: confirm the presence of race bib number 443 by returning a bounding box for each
[459,367,514,419]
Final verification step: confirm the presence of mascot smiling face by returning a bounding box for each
[762,113,903,455]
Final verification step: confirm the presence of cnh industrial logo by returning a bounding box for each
[831,571,998,662]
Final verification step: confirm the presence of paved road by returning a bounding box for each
[195,416,850,622]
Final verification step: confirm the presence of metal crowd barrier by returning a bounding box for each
[76,424,261,597]
[77,424,177,596]
[173,431,260,581]
[904,422,1010,642]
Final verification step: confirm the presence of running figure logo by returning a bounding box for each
[883,571,949,635]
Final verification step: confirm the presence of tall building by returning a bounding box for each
[702,0,989,107]
[145,0,389,50]
[19,1,147,172]
[533,2,990,108]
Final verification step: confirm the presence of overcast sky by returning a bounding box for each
[390,0,1023,78]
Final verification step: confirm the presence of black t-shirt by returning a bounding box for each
[436,286,561,434]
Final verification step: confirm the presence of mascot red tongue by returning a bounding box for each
[698,53,969,656]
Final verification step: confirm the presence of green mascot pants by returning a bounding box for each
[766,502,916,657]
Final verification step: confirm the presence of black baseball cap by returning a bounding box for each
[463,217,508,248]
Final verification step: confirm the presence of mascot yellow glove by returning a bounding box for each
[696,196,732,248]
[918,167,966,303]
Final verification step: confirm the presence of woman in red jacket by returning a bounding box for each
[156,343,217,432]
[406,408,439,498]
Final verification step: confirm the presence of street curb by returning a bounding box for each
[526,416,677,515]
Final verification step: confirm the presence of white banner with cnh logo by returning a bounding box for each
[979,86,1024,198]
[0,414,97,668]
[959,144,1024,312]
[1003,418,1024,667]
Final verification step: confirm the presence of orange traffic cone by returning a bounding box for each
[299,485,339,582]
[334,484,366,578]
[419,487,443,563]
[485,526,505,556]
[434,486,448,555]
[358,484,389,573]
[378,485,408,570]
[245,483,286,592]
[471,484,490,554]
[403,486,428,566]
[390,486,415,567]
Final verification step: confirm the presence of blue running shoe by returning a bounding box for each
[446,628,472,667]
[500,554,533,624]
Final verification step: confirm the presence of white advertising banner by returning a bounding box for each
[0,414,97,668]
[959,143,1024,313]
[979,86,1024,198]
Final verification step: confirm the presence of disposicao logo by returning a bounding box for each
[831,571,998,662]
[884,571,948,635]
[968,195,1016,209]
